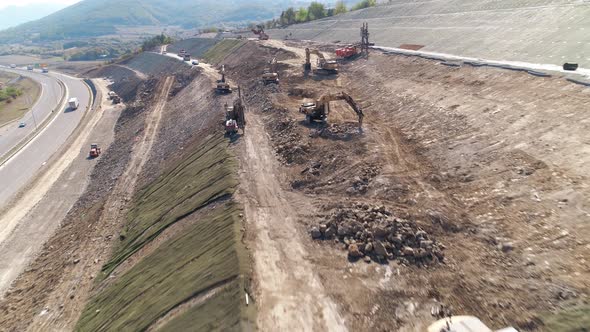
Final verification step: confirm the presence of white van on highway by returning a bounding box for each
[68,97,79,110]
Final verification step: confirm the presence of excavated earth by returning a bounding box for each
[0,38,588,332]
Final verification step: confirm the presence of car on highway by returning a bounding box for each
[192,60,199,65]
[18,122,26,128]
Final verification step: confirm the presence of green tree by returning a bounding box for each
[334,1,347,14]
[284,7,296,25]
[296,7,309,22]
[307,2,326,20]
[352,0,377,10]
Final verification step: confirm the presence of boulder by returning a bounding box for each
[311,227,322,239]
[373,226,389,239]
[325,227,336,239]
[402,246,415,256]
[374,241,389,257]
[348,243,363,258]
[364,242,374,253]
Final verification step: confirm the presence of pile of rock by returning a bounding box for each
[311,203,444,265]
[268,118,310,165]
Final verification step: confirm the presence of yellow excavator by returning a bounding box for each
[216,65,232,94]
[262,57,279,85]
[299,92,364,129]
[304,48,338,75]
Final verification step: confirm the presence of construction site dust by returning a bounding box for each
[0,19,588,332]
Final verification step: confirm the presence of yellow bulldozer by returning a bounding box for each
[304,48,339,75]
[299,92,364,129]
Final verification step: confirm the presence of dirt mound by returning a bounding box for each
[87,65,143,101]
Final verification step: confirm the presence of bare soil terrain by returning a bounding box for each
[0,38,588,332]
[221,40,590,331]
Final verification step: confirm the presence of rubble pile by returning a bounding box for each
[316,123,362,140]
[268,117,310,164]
[311,203,444,265]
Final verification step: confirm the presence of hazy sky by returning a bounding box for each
[0,0,80,9]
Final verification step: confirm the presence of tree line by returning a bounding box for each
[263,0,377,29]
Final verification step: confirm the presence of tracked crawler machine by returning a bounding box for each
[299,92,364,129]
[216,65,232,94]
[262,57,279,85]
[224,87,246,135]
[304,48,339,75]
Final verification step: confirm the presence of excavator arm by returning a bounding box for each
[314,92,364,128]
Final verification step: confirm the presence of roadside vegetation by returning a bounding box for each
[140,33,173,52]
[78,134,253,330]
[0,74,40,126]
[263,0,377,28]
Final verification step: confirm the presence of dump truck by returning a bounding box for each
[305,48,338,75]
[299,92,364,129]
[68,97,79,110]
[89,143,101,158]
[183,54,191,61]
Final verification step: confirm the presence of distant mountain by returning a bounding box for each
[0,3,69,30]
[0,0,319,43]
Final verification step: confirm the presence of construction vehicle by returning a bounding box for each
[89,143,101,158]
[251,25,269,40]
[299,92,364,129]
[262,57,279,85]
[112,94,121,104]
[183,53,191,61]
[68,97,79,110]
[216,65,232,94]
[305,48,338,75]
[335,23,373,59]
[336,45,361,59]
[27,65,33,71]
[428,316,517,332]
[224,87,246,135]
[41,64,49,73]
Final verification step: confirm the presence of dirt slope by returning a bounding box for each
[221,39,589,331]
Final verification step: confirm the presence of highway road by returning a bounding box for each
[0,68,63,158]
[0,67,91,207]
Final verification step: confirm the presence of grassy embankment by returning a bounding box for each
[0,72,41,126]
[76,134,254,331]
[202,39,247,64]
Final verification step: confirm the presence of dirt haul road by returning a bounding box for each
[237,112,347,331]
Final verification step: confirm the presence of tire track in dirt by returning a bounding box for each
[28,76,175,331]
[237,112,347,331]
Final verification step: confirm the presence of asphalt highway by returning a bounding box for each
[0,67,91,207]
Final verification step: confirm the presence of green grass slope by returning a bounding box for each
[101,134,238,278]
[77,133,253,331]
[202,39,247,64]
